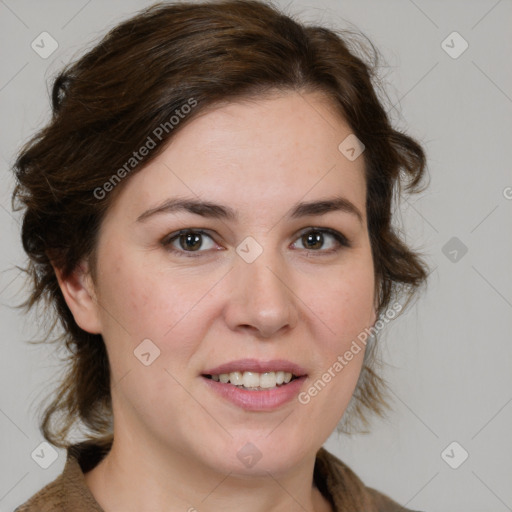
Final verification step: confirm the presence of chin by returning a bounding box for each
[194,428,317,478]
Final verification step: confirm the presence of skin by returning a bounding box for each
[56,90,377,512]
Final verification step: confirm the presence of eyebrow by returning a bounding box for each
[136,195,364,225]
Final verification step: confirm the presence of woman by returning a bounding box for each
[12,1,429,510]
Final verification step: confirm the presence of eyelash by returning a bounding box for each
[161,227,351,258]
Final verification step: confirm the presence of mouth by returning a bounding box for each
[201,359,307,410]
[202,371,300,391]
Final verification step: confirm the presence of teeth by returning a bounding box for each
[260,372,276,389]
[230,371,243,386]
[240,371,257,388]
[211,371,297,389]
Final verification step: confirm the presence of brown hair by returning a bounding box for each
[11,0,429,449]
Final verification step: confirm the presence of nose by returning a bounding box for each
[223,248,299,339]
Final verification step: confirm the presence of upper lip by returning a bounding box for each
[203,358,307,377]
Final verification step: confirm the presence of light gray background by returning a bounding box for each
[1,1,511,511]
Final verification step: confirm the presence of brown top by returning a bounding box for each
[14,442,423,511]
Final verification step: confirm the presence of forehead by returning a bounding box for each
[108,91,367,221]
[174,90,358,166]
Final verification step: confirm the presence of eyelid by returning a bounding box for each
[295,226,351,248]
[161,227,351,257]
[291,227,351,256]
[161,229,219,255]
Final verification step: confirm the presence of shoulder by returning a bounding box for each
[315,447,426,512]
[13,474,68,512]
[13,442,107,512]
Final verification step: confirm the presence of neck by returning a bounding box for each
[84,433,332,512]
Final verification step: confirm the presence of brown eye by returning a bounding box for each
[293,228,350,253]
[162,229,217,256]
[178,232,203,251]
[302,231,324,250]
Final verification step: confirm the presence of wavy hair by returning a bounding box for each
[11,0,430,449]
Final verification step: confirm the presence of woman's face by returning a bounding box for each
[79,91,376,476]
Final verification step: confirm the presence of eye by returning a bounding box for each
[162,229,218,257]
[291,228,351,254]
[161,227,351,258]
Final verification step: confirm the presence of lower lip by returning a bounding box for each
[202,376,307,411]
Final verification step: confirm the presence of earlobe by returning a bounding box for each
[52,260,102,334]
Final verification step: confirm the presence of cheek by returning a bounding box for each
[292,263,375,445]
[299,256,375,408]
[94,246,213,367]
[308,262,375,350]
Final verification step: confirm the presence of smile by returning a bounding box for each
[201,359,307,411]
[204,371,297,390]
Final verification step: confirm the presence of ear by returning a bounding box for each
[52,259,102,335]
